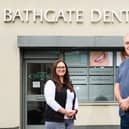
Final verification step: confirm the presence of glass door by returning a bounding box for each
[24,60,53,129]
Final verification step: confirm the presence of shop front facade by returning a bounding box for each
[19,36,122,129]
[0,0,129,129]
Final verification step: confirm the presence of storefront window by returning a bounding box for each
[27,63,51,95]
[64,50,115,102]
[65,51,88,66]
[27,101,45,125]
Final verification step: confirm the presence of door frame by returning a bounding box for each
[22,59,57,129]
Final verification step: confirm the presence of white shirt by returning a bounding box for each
[44,80,78,117]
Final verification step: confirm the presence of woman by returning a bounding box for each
[44,59,78,129]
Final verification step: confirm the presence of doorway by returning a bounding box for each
[24,60,53,129]
[22,49,61,129]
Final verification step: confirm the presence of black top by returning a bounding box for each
[45,86,67,122]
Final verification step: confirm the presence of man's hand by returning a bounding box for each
[119,97,129,111]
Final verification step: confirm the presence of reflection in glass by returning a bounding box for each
[69,67,88,75]
[65,51,88,66]
[27,101,46,125]
[89,76,114,84]
[74,85,88,102]
[89,67,113,75]
[27,63,52,95]
[89,85,114,101]
[70,76,88,84]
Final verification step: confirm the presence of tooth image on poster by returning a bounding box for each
[90,51,113,66]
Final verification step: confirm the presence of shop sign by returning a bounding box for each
[2,9,129,24]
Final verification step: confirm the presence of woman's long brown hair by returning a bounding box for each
[51,59,74,92]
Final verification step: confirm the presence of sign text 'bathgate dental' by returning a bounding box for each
[3,9,129,24]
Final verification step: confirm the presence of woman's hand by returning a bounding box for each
[65,110,76,118]
[58,108,77,118]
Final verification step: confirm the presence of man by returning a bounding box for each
[114,33,129,129]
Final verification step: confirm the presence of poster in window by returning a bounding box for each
[90,51,113,66]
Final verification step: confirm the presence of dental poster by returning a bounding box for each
[90,51,113,66]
